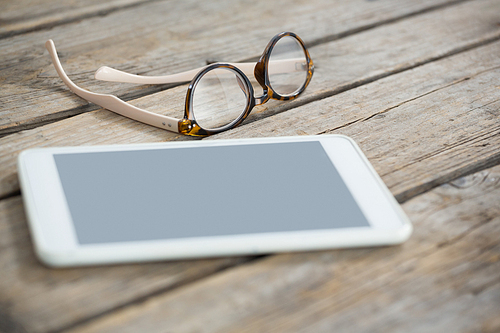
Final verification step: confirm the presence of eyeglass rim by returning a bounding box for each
[45,32,313,138]
[254,32,314,103]
[179,32,314,136]
[181,63,255,136]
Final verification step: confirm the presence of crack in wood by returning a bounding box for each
[1,2,499,329]
[361,71,500,123]
[316,76,475,134]
[394,149,500,203]
[2,1,491,137]
[389,127,500,181]
[251,34,500,135]
[304,0,472,49]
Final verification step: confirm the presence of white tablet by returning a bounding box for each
[17,135,412,266]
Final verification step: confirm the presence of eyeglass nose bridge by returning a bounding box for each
[254,89,270,105]
[253,31,314,105]
[253,56,271,106]
[236,72,269,106]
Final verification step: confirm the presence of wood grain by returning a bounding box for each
[0,0,155,39]
[1,39,498,333]
[0,0,466,135]
[65,165,500,333]
[1,0,499,199]
[1,1,499,331]
[0,196,252,333]
[214,41,500,202]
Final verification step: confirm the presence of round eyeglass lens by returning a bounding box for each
[268,36,308,96]
[192,67,249,130]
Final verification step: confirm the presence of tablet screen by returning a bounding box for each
[54,141,370,244]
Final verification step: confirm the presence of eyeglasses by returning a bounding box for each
[45,32,314,136]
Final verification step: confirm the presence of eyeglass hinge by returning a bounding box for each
[178,119,193,133]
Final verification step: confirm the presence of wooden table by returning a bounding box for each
[1,0,500,331]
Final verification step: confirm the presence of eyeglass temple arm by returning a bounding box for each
[45,40,181,133]
[94,59,306,85]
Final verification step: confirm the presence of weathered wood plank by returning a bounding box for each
[0,0,154,39]
[65,165,500,333]
[1,41,499,333]
[0,195,252,333]
[1,1,498,333]
[214,42,500,202]
[0,0,467,135]
[1,0,499,199]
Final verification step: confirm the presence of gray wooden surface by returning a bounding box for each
[0,0,499,332]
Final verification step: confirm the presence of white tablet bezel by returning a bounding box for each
[18,135,412,266]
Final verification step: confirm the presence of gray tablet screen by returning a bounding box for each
[54,141,370,244]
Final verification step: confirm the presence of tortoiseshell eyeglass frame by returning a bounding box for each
[179,32,314,136]
[45,32,313,137]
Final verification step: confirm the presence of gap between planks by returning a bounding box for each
[1,0,499,201]
[0,2,500,330]
[0,82,184,139]
[0,39,492,332]
[0,0,164,40]
[62,165,500,333]
[241,32,500,130]
[16,3,500,138]
[54,166,500,333]
[0,0,475,136]
[212,41,500,204]
[305,0,471,48]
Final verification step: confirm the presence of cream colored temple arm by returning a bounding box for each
[45,40,180,132]
[94,65,206,84]
[94,59,305,84]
